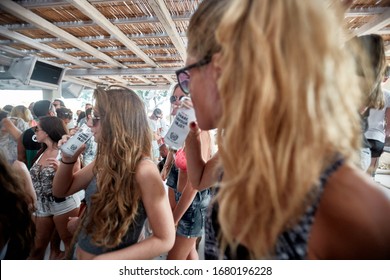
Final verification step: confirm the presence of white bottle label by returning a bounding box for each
[60,124,92,157]
[164,108,195,150]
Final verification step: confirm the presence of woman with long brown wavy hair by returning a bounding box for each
[53,87,174,259]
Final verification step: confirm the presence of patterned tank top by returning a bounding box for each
[29,153,57,206]
[204,158,344,259]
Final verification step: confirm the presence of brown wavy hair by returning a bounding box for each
[0,153,35,259]
[85,87,152,248]
[215,0,362,258]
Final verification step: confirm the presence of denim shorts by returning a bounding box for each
[367,139,385,157]
[176,189,211,238]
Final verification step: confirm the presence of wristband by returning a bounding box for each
[60,158,77,165]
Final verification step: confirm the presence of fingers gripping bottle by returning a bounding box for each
[164,98,196,150]
[60,124,93,157]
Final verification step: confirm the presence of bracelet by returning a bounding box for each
[60,158,77,165]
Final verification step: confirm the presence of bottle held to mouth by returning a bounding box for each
[164,97,196,150]
[60,124,92,157]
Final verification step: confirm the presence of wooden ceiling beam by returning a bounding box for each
[4,15,190,31]
[107,76,132,87]
[345,7,389,17]
[67,67,174,76]
[0,0,125,68]
[133,75,155,85]
[63,76,98,88]
[164,75,175,84]
[146,0,187,61]
[67,0,157,67]
[0,27,94,68]
[346,8,390,40]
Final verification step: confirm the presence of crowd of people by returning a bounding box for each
[0,99,96,259]
[1,0,390,260]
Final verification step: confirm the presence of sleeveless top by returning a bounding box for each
[30,153,58,207]
[175,148,187,171]
[77,177,147,255]
[204,158,344,260]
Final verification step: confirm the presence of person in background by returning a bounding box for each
[160,83,213,260]
[0,153,36,260]
[17,100,56,169]
[10,105,35,127]
[2,105,14,113]
[28,116,81,260]
[157,143,169,173]
[52,99,65,110]
[77,103,92,128]
[166,128,212,260]
[347,35,387,172]
[0,109,29,164]
[364,48,390,177]
[161,84,187,211]
[74,110,82,126]
[81,108,97,167]
[56,107,74,130]
[27,102,38,127]
[148,108,163,163]
[53,87,174,260]
[183,0,390,259]
[76,111,86,128]
[12,102,63,260]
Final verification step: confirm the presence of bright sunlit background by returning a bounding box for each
[0,88,174,127]
[0,90,43,108]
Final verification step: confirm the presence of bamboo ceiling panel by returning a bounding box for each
[0,0,388,90]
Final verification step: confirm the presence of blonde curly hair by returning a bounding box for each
[215,0,362,258]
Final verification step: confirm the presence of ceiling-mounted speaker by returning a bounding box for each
[61,81,84,98]
[7,56,66,90]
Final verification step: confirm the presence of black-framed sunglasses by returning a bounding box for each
[33,126,42,133]
[175,55,212,95]
[170,95,185,104]
[91,111,101,126]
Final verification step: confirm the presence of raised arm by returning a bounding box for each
[185,122,219,190]
[2,118,22,140]
[52,136,94,197]
[53,158,93,198]
[94,160,175,259]
[161,149,174,181]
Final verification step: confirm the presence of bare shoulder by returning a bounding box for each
[309,163,390,259]
[135,158,159,178]
[135,158,162,188]
[12,160,27,172]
